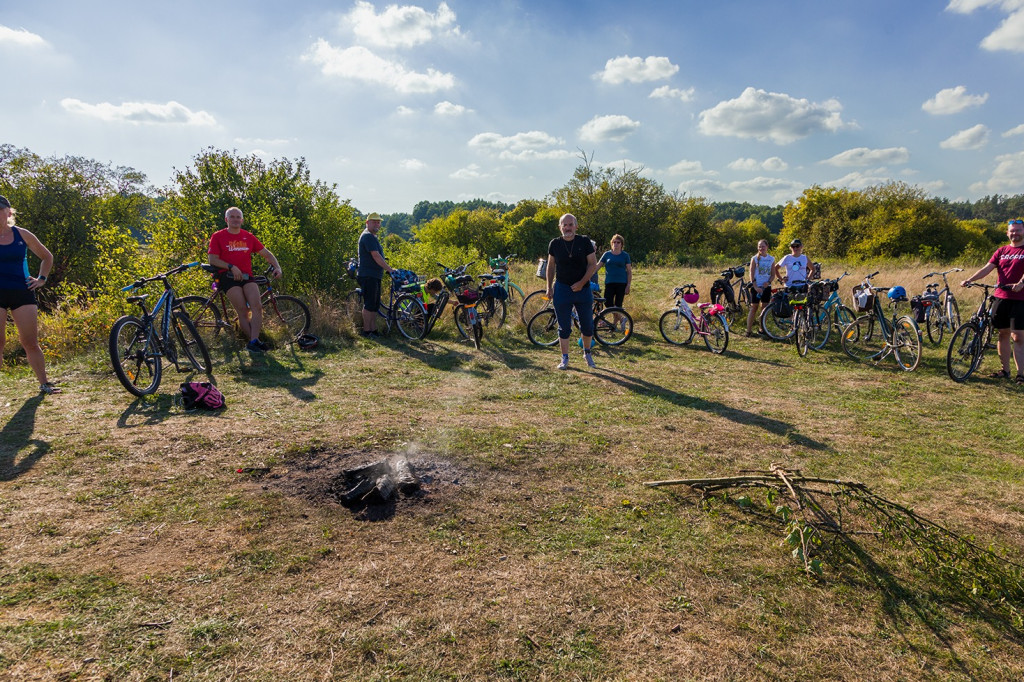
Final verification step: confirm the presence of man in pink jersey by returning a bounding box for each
[961,219,1024,382]
[207,207,283,353]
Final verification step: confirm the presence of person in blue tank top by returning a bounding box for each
[0,195,60,394]
[597,234,632,331]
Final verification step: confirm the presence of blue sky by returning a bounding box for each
[2,0,1023,214]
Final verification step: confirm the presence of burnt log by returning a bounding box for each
[337,456,420,504]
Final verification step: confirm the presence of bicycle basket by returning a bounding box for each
[456,288,479,304]
[852,284,875,312]
[808,281,826,304]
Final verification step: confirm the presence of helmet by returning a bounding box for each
[733,266,745,278]
[296,334,319,350]
[682,288,700,304]
[886,286,907,302]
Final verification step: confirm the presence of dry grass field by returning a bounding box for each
[2,262,1023,681]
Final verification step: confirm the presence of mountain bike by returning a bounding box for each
[178,265,311,350]
[658,284,729,354]
[109,262,212,397]
[760,273,854,347]
[526,293,633,347]
[921,268,963,345]
[710,265,750,328]
[946,282,1006,382]
[840,273,922,371]
[343,269,430,340]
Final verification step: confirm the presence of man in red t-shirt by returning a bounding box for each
[961,219,1024,381]
[207,207,283,353]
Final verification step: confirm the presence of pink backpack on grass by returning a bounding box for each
[179,382,225,410]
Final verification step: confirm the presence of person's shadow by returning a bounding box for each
[0,394,49,481]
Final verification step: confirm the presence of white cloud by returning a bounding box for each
[1003,123,1024,136]
[649,85,695,102]
[822,147,910,167]
[234,137,291,146]
[667,159,705,175]
[396,105,416,115]
[826,169,897,190]
[597,159,651,175]
[728,176,804,193]
[304,39,455,94]
[468,130,573,161]
[728,156,789,172]
[698,87,850,144]
[940,123,990,150]
[434,101,471,116]
[61,98,216,126]
[0,24,48,48]
[578,114,640,142]
[947,1,1024,52]
[596,55,679,84]
[399,158,426,171]
[970,150,1024,193]
[678,178,726,196]
[922,86,989,114]
[450,163,489,179]
[345,1,460,48]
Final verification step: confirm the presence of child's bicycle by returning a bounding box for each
[526,287,633,347]
[658,284,729,354]
[109,262,212,397]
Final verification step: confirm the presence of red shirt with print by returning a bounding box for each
[208,229,265,277]
[989,244,1024,301]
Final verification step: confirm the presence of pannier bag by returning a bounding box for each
[710,279,735,305]
[909,296,927,323]
[535,257,548,279]
[852,284,875,312]
[180,382,225,410]
[810,262,822,280]
[480,284,508,301]
[771,290,793,318]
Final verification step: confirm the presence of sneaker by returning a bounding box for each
[584,352,596,369]
[557,356,570,370]
[39,382,61,395]
[246,339,266,353]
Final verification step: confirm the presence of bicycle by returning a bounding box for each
[436,261,507,342]
[343,268,430,340]
[109,262,212,397]
[946,282,1007,382]
[789,286,817,357]
[658,284,729,354]
[709,265,750,328]
[526,291,633,348]
[484,254,532,323]
[921,268,963,345]
[760,273,854,348]
[179,265,311,350]
[840,273,922,371]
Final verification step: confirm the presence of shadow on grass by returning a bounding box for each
[234,349,324,401]
[382,332,546,375]
[596,368,831,451]
[0,394,49,481]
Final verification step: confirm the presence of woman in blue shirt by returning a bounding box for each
[0,195,60,394]
[598,234,632,330]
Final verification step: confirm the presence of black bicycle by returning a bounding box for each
[710,265,750,328]
[109,262,212,397]
[946,282,1007,382]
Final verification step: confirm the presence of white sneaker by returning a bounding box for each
[557,356,570,370]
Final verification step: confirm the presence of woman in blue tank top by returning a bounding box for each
[0,195,60,394]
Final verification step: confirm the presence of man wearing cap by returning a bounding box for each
[960,219,1024,382]
[357,212,394,337]
[774,239,810,290]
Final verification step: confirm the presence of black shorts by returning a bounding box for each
[751,284,772,304]
[604,282,627,307]
[0,288,37,311]
[991,298,1024,331]
[216,273,254,292]
[358,276,382,313]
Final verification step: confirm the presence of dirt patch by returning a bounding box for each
[257,448,475,520]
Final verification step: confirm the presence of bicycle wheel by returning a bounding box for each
[704,314,729,354]
[760,307,794,341]
[594,307,632,346]
[472,321,483,350]
[178,295,225,349]
[109,315,161,397]
[809,305,830,351]
[833,304,855,333]
[659,309,696,345]
[345,290,364,332]
[946,322,983,382]
[795,310,810,357]
[479,296,507,329]
[841,316,886,362]
[520,289,549,325]
[925,307,944,345]
[393,294,427,340]
[947,297,961,331]
[263,295,311,343]
[526,309,560,347]
[454,304,470,339]
[172,312,212,374]
[892,316,921,371]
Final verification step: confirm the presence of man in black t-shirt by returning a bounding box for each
[544,214,598,369]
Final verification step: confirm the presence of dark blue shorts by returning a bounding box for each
[358,276,383,313]
[0,288,37,311]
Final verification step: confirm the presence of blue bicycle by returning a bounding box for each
[109,262,212,397]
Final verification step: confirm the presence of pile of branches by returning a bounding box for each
[645,464,1024,628]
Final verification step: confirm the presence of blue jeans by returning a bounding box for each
[553,281,594,340]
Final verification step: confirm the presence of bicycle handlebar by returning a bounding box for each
[121,262,200,292]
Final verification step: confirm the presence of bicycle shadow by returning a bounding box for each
[594,368,831,451]
[0,394,49,481]
[236,350,323,401]
[385,334,542,376]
